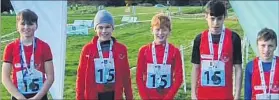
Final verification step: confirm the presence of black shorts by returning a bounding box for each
[98,91,115,100]
[11,93,47,100]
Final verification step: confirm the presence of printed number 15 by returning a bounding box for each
[150,75,167,88]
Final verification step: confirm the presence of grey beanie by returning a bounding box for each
[94,10,114,30]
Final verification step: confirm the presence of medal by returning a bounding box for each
[208,25,225,67]
[20,38,36,78]
[258,56,276,98]
[19,38,38,92]
[97,39,114,83]
[156,85,164,94]
[152,41,169,89]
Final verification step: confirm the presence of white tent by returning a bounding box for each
[230,1,279,56]
[11,1,67,99]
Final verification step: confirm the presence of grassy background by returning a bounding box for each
[1,6,255,99]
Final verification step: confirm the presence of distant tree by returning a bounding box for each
[108,0,125,6]
[125,0,133,6]
[1,0,13,12]
[141,0,157,4]
[176,0,189,6]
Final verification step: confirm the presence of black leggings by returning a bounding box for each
[98,91,115,100]
[12,93,48,100]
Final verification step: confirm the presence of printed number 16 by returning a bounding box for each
[204,71,221,85]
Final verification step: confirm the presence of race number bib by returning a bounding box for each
[146,64,171,88]
[16,68,43,94]
[94,58,115,84]
[256,94,279,100]
[201,60,225,86]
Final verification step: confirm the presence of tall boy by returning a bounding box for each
[191,0,242,99]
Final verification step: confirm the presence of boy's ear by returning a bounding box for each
[224,14,227,19]
[110,24,114,30]
[204,14,208,21]
[204,13,208,19]
[16,24,18,31]
[36,24,38,30]
[204,13,209,18]
[150,27,154,34]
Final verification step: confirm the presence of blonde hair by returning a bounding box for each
[151,13,171,31]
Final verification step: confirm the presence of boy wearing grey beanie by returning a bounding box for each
[94,10,114,30]
[76,10,133,100]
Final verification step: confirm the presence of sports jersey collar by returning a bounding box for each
[91,36,116,44]
[152,42,168,46]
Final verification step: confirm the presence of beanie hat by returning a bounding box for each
[94,10,114,30]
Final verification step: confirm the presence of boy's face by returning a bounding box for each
[95,23,113,41]
[152,26,170,44]
[17,19,37,37]
[257,39,277,61]
[205,14,225,34]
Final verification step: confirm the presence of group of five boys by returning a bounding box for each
[2,0,278,100]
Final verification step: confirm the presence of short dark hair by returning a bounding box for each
[16,9,38,25]
[257,28,277,46]
[204,0,227,17]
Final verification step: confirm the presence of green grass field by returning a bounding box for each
[1,6,256,99]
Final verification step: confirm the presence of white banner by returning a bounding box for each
[67,24,89,35]
[11,1,67,99]
[72,20,93,28]
[230,1,279,56]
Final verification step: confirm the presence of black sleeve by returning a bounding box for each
[191,34,201,64]
[232,31,242,64]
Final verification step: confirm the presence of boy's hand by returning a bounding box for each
[17,96,27,100]
[191,94,197,100]
[104,83,113,90]
[28,95,40,100]
[234,95,240,100]
[156,86,164,94]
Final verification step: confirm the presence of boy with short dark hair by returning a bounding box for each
[191,0,243,99]
[2,9,54,100]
